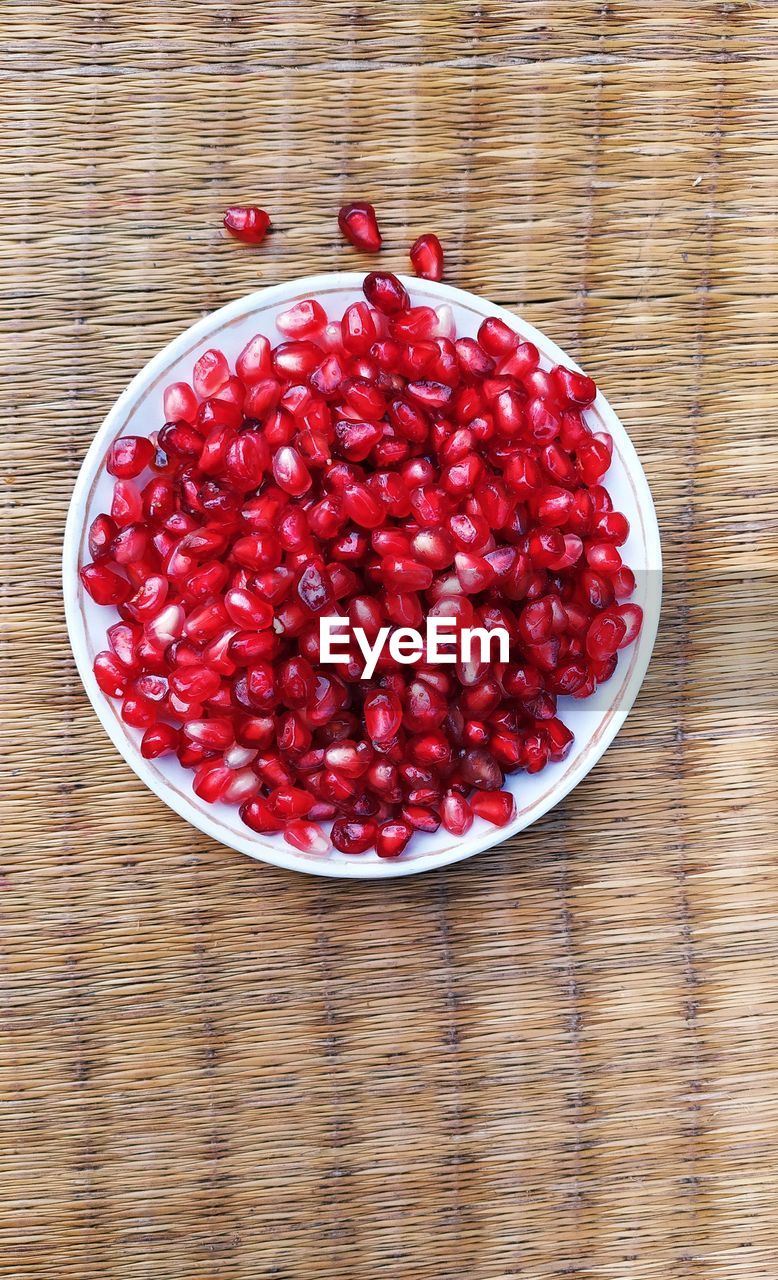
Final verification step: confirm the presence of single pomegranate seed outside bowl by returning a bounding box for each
[64,269,661,879]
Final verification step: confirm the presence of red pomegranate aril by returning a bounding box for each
[223,205,271,245]
[182,717,234,750]
[491,389,523,437]
[341,301,378,353]
[460,747,504,791]
[121,693,157,729]
[223,587,273,631]
[409,233,444,281]
[284,819,330,855]
[405,379,452,411]
[192,349,229,399]
[234,337,271,387]
[580,568,614,610]
[170,665,221,702]
[585,541,623,575]
[107,436,155,479]
[111,480,143,528]
[140,722,179,759]
[183,600,228,644]
[158,421,204,461]
[340,482,383,529]
[338,202,382,253]
[390,307,439,343]
[276,299,327,339]
[553,365,597,406]
[527,528,565,568]
[80,563,131,606]
[448,512,490,553]
[266,785,315,819]
[376,819,413,858]
[334,418,382,460]
[613,602,643,646]
[331,818,378,854]
[577,437,611,484]
[93,650,130,698]
[440,791,473,836]
[88,514,118,561]
[585,611,627,661]
[611,565,635,600]
[272,446,311,496]
[273,341,323,380]
[380,556,433,592]
[471,789,515,826]
[239,798,283,833]
[106,620,141,669]
[163,381,198,423]
[218,768,259,805]
[364,689,402,742]
[477,317,520,357]
[225,432,268,490]
[455,552,496,594]
[401,804,440,833]
[592,511,630,545]
[363,271,409,315]
[545,717,574,761]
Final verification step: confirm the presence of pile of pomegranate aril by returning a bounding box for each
[81,271,642,859]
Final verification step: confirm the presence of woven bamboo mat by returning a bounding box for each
[3,2,778,1276]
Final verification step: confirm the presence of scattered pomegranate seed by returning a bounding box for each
[82,266,643,862]
[410,233,444,281]
[338,202,382,253]
[223,206,271,245]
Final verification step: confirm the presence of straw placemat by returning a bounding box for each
[3,3,778,1277]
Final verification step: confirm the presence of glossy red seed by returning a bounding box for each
[266,786,315,819]
[93,651,130,698]
[284,819,330,854]
[461,748,503,791]
[163,381,198,423]
[223,205,271,245]
[375,820,412,858]
[80,563,131,606]
[364,690,402,742]
[276,299,327,339]
[338,202,382,253]
[140,722,179,758]
[477,317,520,357]
[88,513,118,561]
[341,301,378,353]
[193,349,229,399]
[272,446,312,496]
[441,791,473,836]
[553,365,597,406]
[240,798,284,833]
[585,611,627,661]
[224,588,274,631]
[121,693,157,729]
[409,233,444,281]
[331,819,378,854]
[107,436,155,479]
[470,790,515,826]
[613,602,643,646]
[363,271,409,315]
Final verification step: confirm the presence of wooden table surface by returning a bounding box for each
[3,3,778,1277]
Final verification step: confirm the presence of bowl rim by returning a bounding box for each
[63,270,662,879]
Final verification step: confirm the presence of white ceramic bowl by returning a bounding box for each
[63,272,661,878]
